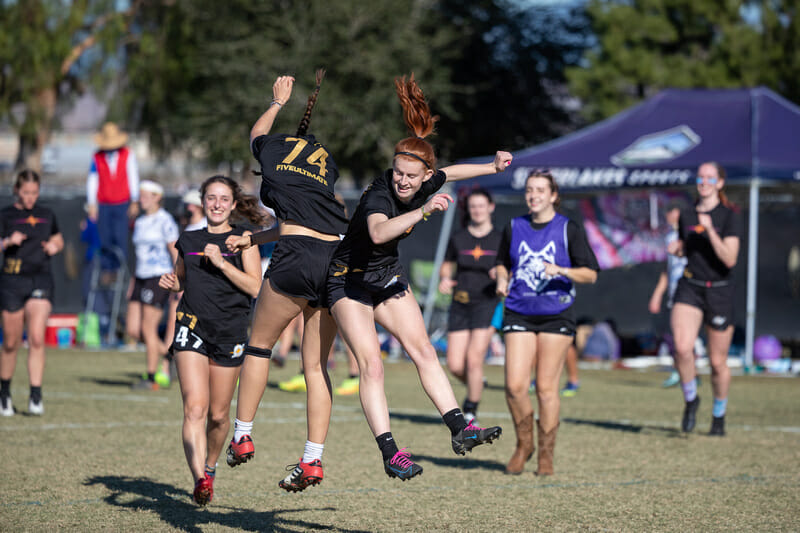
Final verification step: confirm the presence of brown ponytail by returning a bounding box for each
[296,69,325,137]
[393,74,438,170]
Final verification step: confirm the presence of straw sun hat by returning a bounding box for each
[93,122,129,151]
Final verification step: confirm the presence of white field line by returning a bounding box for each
[1,396,799,434]
[3,473,799,508]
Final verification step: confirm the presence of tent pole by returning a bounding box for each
[744,178,760,370]
[423,201,456,331]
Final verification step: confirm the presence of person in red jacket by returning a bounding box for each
[86,122,140,274]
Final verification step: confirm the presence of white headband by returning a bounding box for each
[140,180,164,196]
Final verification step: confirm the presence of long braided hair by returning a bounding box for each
[393,73,439,170]
[296,69,325,137]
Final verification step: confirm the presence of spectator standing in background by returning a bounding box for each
[86,122,140,275]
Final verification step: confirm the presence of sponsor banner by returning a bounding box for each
[578,190,691,269]
[510,166,694,191]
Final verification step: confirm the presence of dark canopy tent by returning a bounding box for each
[425,87,800,366]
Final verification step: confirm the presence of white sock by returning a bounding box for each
[234,418,253,442]
[302,440,324,463]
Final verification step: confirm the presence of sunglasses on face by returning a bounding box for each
[696,176,718,185]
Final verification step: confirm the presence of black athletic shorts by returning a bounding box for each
[170,321,246,367]
[0,273,53,312]
[130,277,170,308]
[267,235,339,308]
[673,278,735,331]
[448,297,500,332]
[502,307,575,337]
[327,262,409,308]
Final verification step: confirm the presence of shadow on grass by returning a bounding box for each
[80,375,141,388]
[562,417,683,437]
[387,411,443,425]
[84,475,371,532]
[415,454,506,473]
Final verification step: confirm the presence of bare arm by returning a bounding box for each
[495,264,510,297]
[441,151,512,182]
[250,76,295,144]
[367,193,453,245]
[544,262,598,284]
[159,256,186,293]
[648,271,668,314]
[42,232,64,256]
[226,226,280,252]
[205,234,263,298]
[438,260,457,294]
[696,213,739,269]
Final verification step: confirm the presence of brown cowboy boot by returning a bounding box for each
[504,412,534,475]
[536,421,559,476]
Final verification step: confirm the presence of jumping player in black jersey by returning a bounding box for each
[226,71,349,493]
[438,187,501,426]
[669,162,742,437]
[495,169,599,476]
[0,170,63,417]
[159,176,266,506]
[327,74,511,481]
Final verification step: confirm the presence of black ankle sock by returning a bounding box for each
[462,400,479,415]
[443,408,468,435]
[30,386,42,403]
[376,432,399,461]
[0,379,10,398]
[147,373,156,382]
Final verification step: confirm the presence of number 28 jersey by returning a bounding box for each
[252,133,348,236]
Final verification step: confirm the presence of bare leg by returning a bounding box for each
[235,280,304,423]
[705,325,733,400]
[1,309,25,381]
[535,333,572,432]
[376,291,458,415]
[671,303,704,385]
[331,299,388,436]
[445,330,469,384]
[23,299,51,387]
[464,326,493,404]
[176,350,211,482]
[141,304,164,375]
[301,307,337,444]
[564,344,579,385]
[206,362,240,468]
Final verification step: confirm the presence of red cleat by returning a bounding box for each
[226,435,255,467]
[278,459,324,492]
[193,473,214,506]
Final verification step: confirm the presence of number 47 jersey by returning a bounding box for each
[252,133,348,236]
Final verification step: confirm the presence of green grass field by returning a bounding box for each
[1,348,799,532]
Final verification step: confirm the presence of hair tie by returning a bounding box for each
[394,151,431,169]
